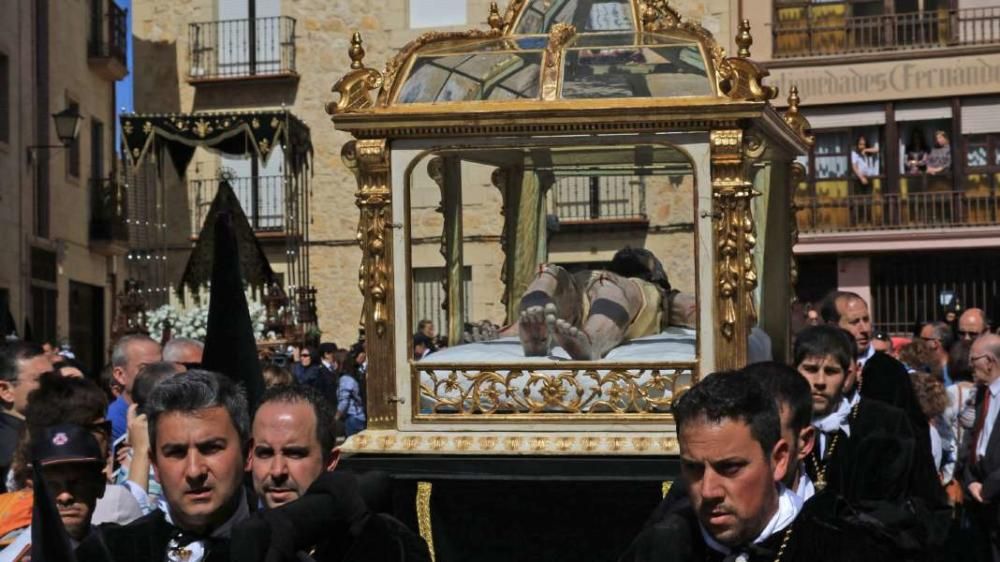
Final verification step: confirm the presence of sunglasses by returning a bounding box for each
[300,353,311,357]
[179,362,202,370]
[958,330,983,339]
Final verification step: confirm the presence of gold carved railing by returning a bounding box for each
[415,362,696,418]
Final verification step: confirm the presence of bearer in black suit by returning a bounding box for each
[621,371,898,562]
[961,333,1000,561]
[77,370,253,562]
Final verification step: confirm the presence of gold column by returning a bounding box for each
[428,155,465,346]
[535,170,555,267]
[491,165,525,323]
[343,139,397,428]
[710,130,758,371]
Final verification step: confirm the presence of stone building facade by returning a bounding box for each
[0,0,128,373]
[743,0,1000,332]
[130,0,740,346]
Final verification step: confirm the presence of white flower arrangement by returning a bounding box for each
[147,292,268,341]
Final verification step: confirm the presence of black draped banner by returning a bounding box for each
[119,110,312,176]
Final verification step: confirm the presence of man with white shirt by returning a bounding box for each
[794,325,944,510]
[962,333,1000,561]
[819,291,932,457]
[621,372,894,561]
[78,370,250,562]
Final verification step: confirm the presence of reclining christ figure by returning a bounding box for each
[510,248,697,360]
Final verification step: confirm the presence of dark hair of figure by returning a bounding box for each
[948,339,974,383]
[0,341,45,383]
[742,361,812,433]
[672,371,780,457]
[793,325,856,372]
[818,290,864,324]
[145,369,249,457]
[256,384,338,463]
[133,362,182,414]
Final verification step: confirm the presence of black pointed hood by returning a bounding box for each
[201,212,266,411]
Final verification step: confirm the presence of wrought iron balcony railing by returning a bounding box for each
[188,16,297,81]
[190,176,287,235]
[87,1,128,79]
[552,176,647,223]
[90,176,129,251]
[795,186,1000,233]
[774,7,1000,58]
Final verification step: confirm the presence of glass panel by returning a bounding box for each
[775,7,809,57]
[814,132,848,179]
[515,0,633,34]
[407,143,697,373]
[968,145,988,168]
[561,45,711,99]
[399,52,543,103]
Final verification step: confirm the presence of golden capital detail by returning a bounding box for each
[710,130,759,370]
[343,139,396,428]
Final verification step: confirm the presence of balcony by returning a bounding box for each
[774,7,1000,59]
[188,16,297,83]
[795,185,1000,234]
[87,1,128,81]
[551,175,647,227]
[190,175,287,237]
[89,176,129,256]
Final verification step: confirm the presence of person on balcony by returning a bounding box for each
[851,135,880,186]
[925,130,952,176]
[850,135,880,225]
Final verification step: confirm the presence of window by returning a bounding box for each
[91,119,104,181]
[409,0,466,29]
[774,0,960,57]
[0,52,8,143]
[413,266,472,340]
[66,100,81,178]
[962,134,1000,224]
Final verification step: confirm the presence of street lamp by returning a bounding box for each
[26,106,84,161]
[51,106,83,146]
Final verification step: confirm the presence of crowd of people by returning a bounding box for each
[0,332,391,561]
[3,288,1000,560]
[623,290,1000,561]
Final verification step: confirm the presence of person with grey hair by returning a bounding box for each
[79,369,250,562]
[107,335,161,442]
[919,321,955,385]
[162,337,205,372]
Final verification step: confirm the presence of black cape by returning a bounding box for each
[621,493,913,562]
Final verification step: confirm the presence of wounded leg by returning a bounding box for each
[518,265,581,356]
[553,273,641,360]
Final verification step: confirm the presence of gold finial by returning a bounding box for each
[736,19,752,58]
[488,2,502,31]
[349,32,365,70]
[641,2,657,28]
[788,85,801,111]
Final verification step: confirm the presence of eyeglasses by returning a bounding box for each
[958,330,984,339]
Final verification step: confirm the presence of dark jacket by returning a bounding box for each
[961,384,1000,528]
[621,493,903,562]
[75,510,231,562]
